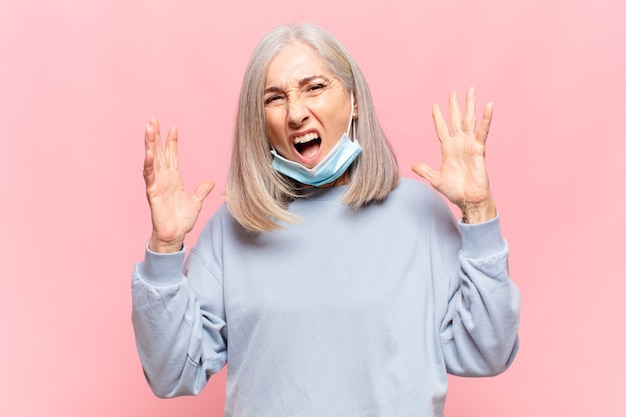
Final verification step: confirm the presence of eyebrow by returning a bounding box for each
[264,75,331,94]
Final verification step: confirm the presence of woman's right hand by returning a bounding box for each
[143,118,214,253]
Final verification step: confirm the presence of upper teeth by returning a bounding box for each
[294,132,319,144]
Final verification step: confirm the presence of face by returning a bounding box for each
[263,43,355,169]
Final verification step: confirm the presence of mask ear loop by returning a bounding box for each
[346,93,355,139]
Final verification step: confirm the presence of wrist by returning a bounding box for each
[148,234,184,253]
[461,196,497,224]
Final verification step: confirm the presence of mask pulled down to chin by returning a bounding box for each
[270,132,361,187]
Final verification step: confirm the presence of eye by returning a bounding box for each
[264,94,285,106]
[303,83,327,97]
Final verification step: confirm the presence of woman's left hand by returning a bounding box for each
[412,87,497,224]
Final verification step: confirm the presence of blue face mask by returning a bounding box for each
[270,96,362,187]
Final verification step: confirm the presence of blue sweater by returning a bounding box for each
[132,178,520,416]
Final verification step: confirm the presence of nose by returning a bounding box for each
[286,95,309,127]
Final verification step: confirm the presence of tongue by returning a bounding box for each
[299,141,321,159]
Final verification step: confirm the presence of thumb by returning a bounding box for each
[193,180,215,204]
[412,163,439,185]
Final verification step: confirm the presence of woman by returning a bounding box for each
[133,23,520,416]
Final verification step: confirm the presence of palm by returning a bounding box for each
[143,119,213,252]
[413,88,495,220]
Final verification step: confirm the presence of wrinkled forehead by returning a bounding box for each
[264,43,335,88]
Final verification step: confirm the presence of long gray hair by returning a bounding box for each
[227,23,398,232]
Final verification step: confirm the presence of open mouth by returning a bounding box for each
[294,132,322,159]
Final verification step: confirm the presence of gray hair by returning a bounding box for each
[227,23,398,232]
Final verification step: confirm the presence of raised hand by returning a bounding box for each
[412,87,497,224]
[143,118,214,253]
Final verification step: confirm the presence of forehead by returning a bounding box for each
[265,43,331,87]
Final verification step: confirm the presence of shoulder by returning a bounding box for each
[389,178,447,208]
[195,204,237,246]
[383,178,457,226]
[395,177,434,195]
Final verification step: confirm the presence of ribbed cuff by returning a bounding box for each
[138,242,187,286]
[458,215,507,259]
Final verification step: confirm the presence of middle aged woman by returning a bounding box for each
[132,22,520,417]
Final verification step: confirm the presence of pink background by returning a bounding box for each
[1,0,624,415]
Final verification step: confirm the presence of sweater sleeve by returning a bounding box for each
[439,215,521,377]
[131,227,228,397]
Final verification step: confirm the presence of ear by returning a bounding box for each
[353,96,358,119]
